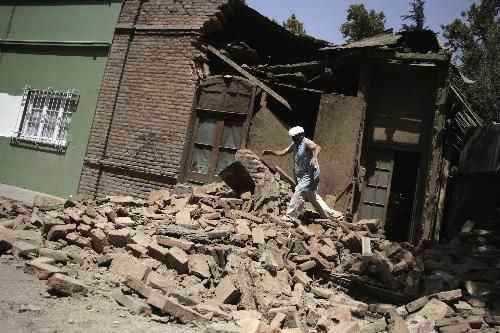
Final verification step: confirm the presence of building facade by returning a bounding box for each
[0,0,122,197]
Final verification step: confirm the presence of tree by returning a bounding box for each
[402,0,428,31]
[340,4,386,41]
[442,0,499,122]
[282,13,306,36]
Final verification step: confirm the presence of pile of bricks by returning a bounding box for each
[0,156,499,332]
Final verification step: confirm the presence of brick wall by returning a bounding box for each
[79,0,241,199]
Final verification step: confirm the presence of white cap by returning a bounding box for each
[288,126,304,136]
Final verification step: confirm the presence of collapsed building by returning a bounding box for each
[78,0,485,244]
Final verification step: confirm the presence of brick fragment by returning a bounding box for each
[293,270,312,287]
[405,296,429,314]
[114,216,135,228]
[298,260,316,271]
[251,227,265,245]
[147,292,208,323]
[126,243,148,258]
[66,232,91,248]
[438,324,469,333]
[166,247,188,274]
[207,322,243,333]
[215,275,240,304]
[433,289,462,302]
[109,253,151,281]
[124,276,152,299]
[111,288,152,316]
[24,261,66,280]
[12,241,39,258]
[47,273,89,295]
[156,235,194,251]
[90,228,107,253]
[47,224,76,241]
[311,286,334,299]
[328,321,360,333]
[319,244,337,261]
[188,254,211,279]
[108,228,133,248]
[147,242,169,263]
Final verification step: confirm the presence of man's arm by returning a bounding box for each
[263,143,293,156]
[305,139,321,166]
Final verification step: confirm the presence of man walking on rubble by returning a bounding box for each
[263,126,341,221]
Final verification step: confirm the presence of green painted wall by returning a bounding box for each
[0,1,122,198]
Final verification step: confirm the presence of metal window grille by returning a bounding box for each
[14,86,78,147]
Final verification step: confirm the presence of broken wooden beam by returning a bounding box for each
[207,44,292,110]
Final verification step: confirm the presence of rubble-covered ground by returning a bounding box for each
[0,152,499,333]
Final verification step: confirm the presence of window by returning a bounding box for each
[187,113,245,183]
[183,76,256,184]
[13,86,78,146]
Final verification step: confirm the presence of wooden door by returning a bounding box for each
[358,147,394,220]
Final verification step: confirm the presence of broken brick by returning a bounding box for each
[90,228,108,254]
[166,246,189,274]
[12,241,39,259]
[251,227,265,245]
[188,254,211,279]
[147,292,208,323]
[24,261,66,280]
[109,253,151,281]
[215,275,240,304]
[156,235,194,251]
[47,224,76,241]
[47,273,89,295]
[147,242,169,263]
[108,228,133,248]
[111,288,152,316]
[125,276,153,299]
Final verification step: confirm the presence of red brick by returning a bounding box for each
[47,273,89,295]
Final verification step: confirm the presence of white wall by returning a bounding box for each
[0,92,23,138]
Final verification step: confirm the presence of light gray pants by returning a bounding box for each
[286,189,333,219]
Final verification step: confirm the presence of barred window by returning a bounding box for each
[14,87,78,146]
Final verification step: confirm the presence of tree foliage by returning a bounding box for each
[442,0,500,122]
[282,13,306,36]
[340,4,386,41]
[402,0,427,31]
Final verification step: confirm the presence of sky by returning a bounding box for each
[245,0,478,45]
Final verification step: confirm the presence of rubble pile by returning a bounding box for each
[0,153,499,332]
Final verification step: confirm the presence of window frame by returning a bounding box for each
[12,86,78,147]
[185,109,248,184]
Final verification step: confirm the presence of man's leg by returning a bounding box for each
[304,190,332,219]
[285,188,305,219]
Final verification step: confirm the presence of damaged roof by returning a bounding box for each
[320,29,443,55]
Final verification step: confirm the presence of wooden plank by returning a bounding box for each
[207,44,292,110]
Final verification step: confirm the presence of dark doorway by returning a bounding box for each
[385,151,420,242]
